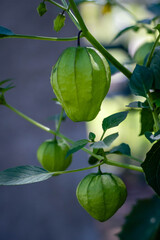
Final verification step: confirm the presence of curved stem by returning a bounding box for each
[2,34,79,42]
[46,0,67,10]
[61,0,81,30]
[146,33,160,67]
[5,103,143,172]
[52,162,103,175]
[146,93,160,131]
[106,152,143,163]
[68,0,132,79]
[105,158,143,172]
[56,108,64,133]
[115,1,137,21]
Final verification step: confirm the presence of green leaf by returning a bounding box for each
[89,132,96,142]
[102,111,128,132]
[109,143,131,156]
[145,131,160,143]
[139,108,154,135]
[126,101,149,109]
[0,26,14,38]
[0,166,52,185]
[112,25,139,42]
[66,139,89,158]
[88,148,104,165]
[141,141,160,196]
[137,18,153,24]
[90,133,119,149]
[53,13,66,32]
[103,133,119,146]
[0,79,15,94]
[134,42,155,65]
[154,24,160,32]
[37,2,47,16]
[129,65,154,97]
[118,195,160,240]
[149,47,160,90]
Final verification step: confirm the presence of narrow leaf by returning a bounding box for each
[112,25,139,42]
[118,195,160,240]
[0,26,14,37]
[102,111,128,132]
[90,133,118,149]
[134,42,154,65]
[90,141,106,149]
[149,47,160,90]
[139,108,154,135]
[103,133,119,147]
[0,166,52,185]
[129,65,154,97]
[66,139,89,158]
[141,141,160,196]
[126,101,149,109]
[110,143,131,156]
[137,18,152,24]
[145,131,160,143]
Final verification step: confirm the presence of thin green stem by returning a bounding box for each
[106,152,143,163]
[105,158,143,172]
[46,0,67,10]
[146,33,160,67]
[60,0,81,30]
[51,162,103,175]
[146,93,160,131]
[68,0,132,79]
[56,108,64,133]
[115,1,137,21]
[5,103,143,172]
[2,34,79,42]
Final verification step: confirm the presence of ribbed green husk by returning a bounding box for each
[76,173,127,222]
[37,139,72,172]
[50,47,111,122]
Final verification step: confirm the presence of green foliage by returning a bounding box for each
[102,111,128,132]
[54,13,66,32]
[66,139,89,158]
[88,132,96,142]
[37,2,47,16]
[129,65,153,97]
[91,133,119,149]
[0,26,14,38]
[0,166,52,185]
[118,195,160,240]
[140,108,154,135]
[141,141,160,196]
[109,143,131,156]
[149,47,160,90]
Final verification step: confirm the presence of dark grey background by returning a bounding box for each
[0,1,153,240]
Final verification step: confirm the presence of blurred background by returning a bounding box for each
[0,0,157,239]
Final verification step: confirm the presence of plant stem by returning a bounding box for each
[105,158,143,172]
[56,108,64,133]
[146,93,160,132]
[5,103,143,172]
[60,0,81,30]
[52,162,103,175]
[2,34,79,42]
[106,152,143,163]
[146,33,160,67]
[46,0,67,10]
[115,1,137,21]
[68,0,132,79]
